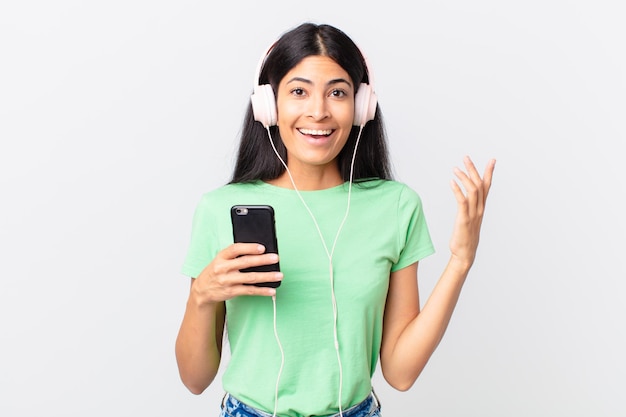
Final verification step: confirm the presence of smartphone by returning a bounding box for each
[230,205,281,288]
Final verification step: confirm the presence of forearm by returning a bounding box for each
[383,258,470,390]
[175,295,225,395]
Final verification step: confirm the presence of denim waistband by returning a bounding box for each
[220,390,381,417]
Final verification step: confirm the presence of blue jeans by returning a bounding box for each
[219,391,382,417]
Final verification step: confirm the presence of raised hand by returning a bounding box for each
[448,156,496,270]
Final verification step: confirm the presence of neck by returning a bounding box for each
[268,164,344,191]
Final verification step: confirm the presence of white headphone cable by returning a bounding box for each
[271,294,284,417]
[265,125,365,417]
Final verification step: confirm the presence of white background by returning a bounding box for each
[1,1,624,416]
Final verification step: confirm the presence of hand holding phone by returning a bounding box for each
[230,205,281,288]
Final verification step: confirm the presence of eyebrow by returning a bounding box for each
[285,77,353,88]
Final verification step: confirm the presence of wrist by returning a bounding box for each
[448,254,473,275]
[189,285,220,312]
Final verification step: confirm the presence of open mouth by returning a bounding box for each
[298,128,333,138]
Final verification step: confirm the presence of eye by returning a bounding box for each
[330,89,348,98]
[290,87,306,97]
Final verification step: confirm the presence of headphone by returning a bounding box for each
[250,42,378,128]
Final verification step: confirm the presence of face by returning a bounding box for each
[275,55,355,174]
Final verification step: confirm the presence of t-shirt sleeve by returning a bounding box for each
[180,194,219,278]
[391,185,435,272]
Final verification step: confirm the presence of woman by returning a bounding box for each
[175,22,495,417]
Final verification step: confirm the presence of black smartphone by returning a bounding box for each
[230,205,281,288]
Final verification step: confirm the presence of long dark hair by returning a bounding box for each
[230,23,393,184]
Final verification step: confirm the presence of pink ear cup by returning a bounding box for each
[251,84,277,128]
[353,83,377,127]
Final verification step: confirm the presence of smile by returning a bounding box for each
[298,128,333,137]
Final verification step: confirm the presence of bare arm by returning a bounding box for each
[380,259,471,390]
[175,243,283,394]
[380,156,495,391]
[175,279,226,394]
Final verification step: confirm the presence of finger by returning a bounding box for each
[232,283,279,297]
[231,252,280,272]
[463,155,482,185]
[237,270,284,286]
[463,156,485,212]
[222,243,266,260]
[453,166,478,218]
[450,178,469,215]
[481,158,496,203]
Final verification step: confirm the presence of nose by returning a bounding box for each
[307,94,330,121]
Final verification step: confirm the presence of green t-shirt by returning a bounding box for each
[181,180,434,417]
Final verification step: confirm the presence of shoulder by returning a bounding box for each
[355,179,424,205]
[196,182,261,205]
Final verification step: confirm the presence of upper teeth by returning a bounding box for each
[299,128,332,136]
